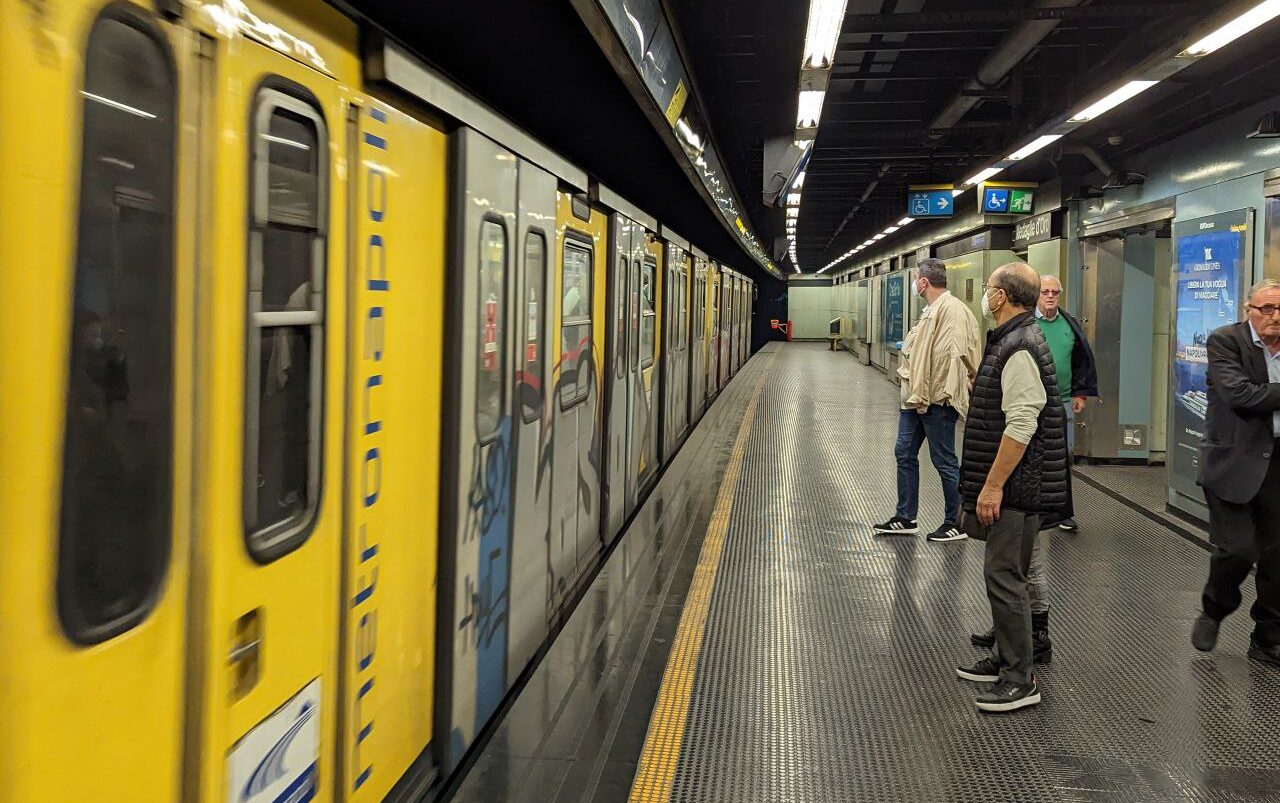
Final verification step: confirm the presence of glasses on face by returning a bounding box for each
[1248,303,1280,317]
[980,283,1001,292]
[1040,289,1062,297]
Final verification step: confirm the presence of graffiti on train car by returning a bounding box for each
[351,107,389,793]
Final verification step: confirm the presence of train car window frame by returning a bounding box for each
[560,235,594,410]
[640,256,656,368]
[521,230,547,425]
[243,84,328,563]
[58,5,178,644]
[476,217,508,443]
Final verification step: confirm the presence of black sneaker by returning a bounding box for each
[1248,638,1280,667]
[873,516,918,536]
[927,522,969,542]
[956,656,1001,683]
[975,678,1041,713]
[971,627,995,650]
[1191,613,1220,652]
[1058,517,1078,532]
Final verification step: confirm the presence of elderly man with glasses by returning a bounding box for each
[1192,279,1280,667]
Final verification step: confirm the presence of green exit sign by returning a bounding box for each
[1009,189,1035,214]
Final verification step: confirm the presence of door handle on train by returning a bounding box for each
[230,608,263,699]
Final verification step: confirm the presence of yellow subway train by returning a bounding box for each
[0,0,755,800]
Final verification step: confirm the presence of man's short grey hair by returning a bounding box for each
[994,262,1041,308]
[1249,279,1280,300]
[917,258,948,288]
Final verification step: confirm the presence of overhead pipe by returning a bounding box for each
[1062,144,1115,178]
[823,162,891,253]
[928,0,1088,139]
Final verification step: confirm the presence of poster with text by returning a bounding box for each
[886,273,906,346]
[1170,210,1248,501]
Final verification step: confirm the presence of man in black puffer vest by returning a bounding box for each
[954,263,1069,713]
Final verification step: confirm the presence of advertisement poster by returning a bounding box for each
[1170,210,1249,504]
[885,273,906,346]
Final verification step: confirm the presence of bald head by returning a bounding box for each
[991,262,1040,310]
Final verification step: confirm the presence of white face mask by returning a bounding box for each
[981,289,996,320]
[914,279,927,298]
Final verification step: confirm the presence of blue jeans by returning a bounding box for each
[895,405,961,525]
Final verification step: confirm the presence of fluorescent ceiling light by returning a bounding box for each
[786,208,800,218]
[1184,0,1280,56]
[1068,80,1158,123]
[802,0,849,70]
[1007,134,1063,161]
[797,90,826,129]
[872,233,886,241]
[883,225,900,234]
[793,171,806,188]
[898,217,914,226]
[787,192,802,206]
[964,167,1003,186]
[952,188,965,197]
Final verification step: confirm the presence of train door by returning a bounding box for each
[689,259,707,421]
[1,4,196,799]
[634,238,662,494]
[604,215,636,539]
[708,267,721,397]
[662,244,689,458]
[508,164,556,676]
[719,272,732,387]
[437,128,518,770]
[551,195,604,611]
[184,17,358,803]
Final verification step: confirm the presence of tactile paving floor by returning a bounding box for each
[668,343,1280,803]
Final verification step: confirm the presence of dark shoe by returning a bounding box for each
[1033,630,1053,664]
[1192,613,1220,652]
[1248,639,1280,667]
[956,656,1001,683]
[975,678,1041,713]
[1058,517,1078,532]
[970,627,995,650]
[927,522,969,542]
[873,516,918,536]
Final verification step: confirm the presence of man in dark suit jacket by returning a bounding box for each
[1192,280,1280,665]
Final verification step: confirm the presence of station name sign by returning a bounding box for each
[1013,211,1062,248]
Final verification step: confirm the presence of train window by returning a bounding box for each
[680,269,688,351]
[244,87,327,562]
[641,257,656,367]
[477,219,507,440]
[562,239,593,408]
[521,231,546,424]
[59,10,176,643]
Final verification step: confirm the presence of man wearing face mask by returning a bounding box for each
[874,258,981,542]
[955,263,1068,713]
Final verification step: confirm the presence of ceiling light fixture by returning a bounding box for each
[1068,80,1158,123]
[883,225,900,234]
[797,90,826,129]
[802,0,849,70]
[787,192,802,206]
[786,207,800,218]
[898,217,914,226]
[1007,134,1063,161]
[964,167,1003,187]
[1184,0,1280,56]
[872,233,886,241]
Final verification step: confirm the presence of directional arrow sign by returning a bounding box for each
[907,187,955,218]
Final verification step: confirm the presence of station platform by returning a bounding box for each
[448,342,1280,803]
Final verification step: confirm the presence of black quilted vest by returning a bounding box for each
[961,312,1069,514]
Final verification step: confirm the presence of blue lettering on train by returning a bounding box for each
[353,107,389,793]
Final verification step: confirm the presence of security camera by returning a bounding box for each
[1106,134,1124,147]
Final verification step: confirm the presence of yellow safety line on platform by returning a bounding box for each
[628,357,772,803]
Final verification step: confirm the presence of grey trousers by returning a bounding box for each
[1027,402,1072,615]
[973,508,1041,685]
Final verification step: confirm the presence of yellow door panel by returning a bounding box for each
[187,23,351,803]
[340,97,446,801]
[0,2,195,800]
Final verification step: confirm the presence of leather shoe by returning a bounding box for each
[1191,613,1220,652]
[1248,639,1280,667]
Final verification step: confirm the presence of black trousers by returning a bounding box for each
[966,508,1040,685]
[1202,446,1280,648]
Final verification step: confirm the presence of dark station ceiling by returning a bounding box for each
[673,0,1280,273]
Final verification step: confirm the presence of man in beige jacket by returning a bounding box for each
[874,258,981,541]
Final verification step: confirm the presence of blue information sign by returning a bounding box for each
[982,187,1011,213]
[907,189,954,218]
